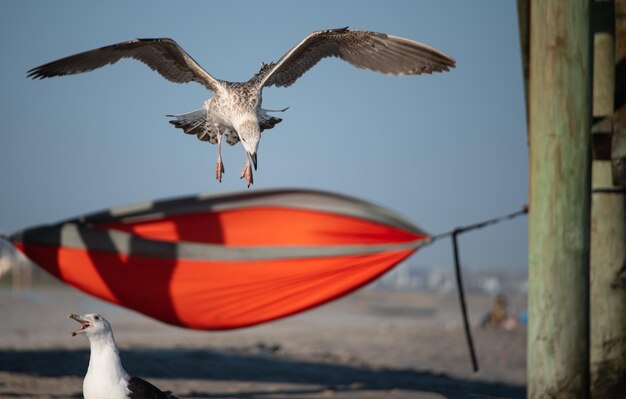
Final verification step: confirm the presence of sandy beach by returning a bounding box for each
[0,283,526,399]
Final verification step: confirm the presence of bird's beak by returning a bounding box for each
[250,152,258,170]
[68,314,91,337]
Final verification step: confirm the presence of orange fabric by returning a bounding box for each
[102,207,423,246]
[17,243,415,329]
[15,200,427,330]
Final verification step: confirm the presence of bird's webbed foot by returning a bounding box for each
[240,163,253,188]
[216,158,225,183]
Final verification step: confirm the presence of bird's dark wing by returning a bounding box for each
[127,376,178,399]
[259,27,455,89]
[27,38,220,92]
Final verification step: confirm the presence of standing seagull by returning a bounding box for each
[69,313,178,399]
[28,27,455,187]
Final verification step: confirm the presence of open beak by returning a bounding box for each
[250,152,258,170]
[68,314,91,337]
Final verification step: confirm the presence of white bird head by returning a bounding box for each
[68,313,112,339]
[237,120,260,170]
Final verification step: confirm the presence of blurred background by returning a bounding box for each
[0,1,528,398]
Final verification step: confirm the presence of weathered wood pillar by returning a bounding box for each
[528,0,592,397]
[590,1,626,397]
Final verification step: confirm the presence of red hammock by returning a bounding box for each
[10,189,429,330]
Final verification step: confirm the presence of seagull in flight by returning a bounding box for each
[69,313,178,399]
[28,27,455,187]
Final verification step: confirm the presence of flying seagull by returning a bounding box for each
[28,27,455,187]
[69,313,178,399]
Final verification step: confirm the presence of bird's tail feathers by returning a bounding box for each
[258,107,288,132]
[167,108,217,143]
[264,106,289,113]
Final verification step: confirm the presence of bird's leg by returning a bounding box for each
[215,128,225,182]
[240,152,254,187]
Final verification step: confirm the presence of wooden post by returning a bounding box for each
[613,0,626,185]
[590,0,626,396]
[528,1,592,398]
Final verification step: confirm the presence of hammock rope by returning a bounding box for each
[428,205,528,372]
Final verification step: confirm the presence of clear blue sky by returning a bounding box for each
[0,1,528,272]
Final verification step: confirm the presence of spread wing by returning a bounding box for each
[27,38,220,92]
[260,27,455,89]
